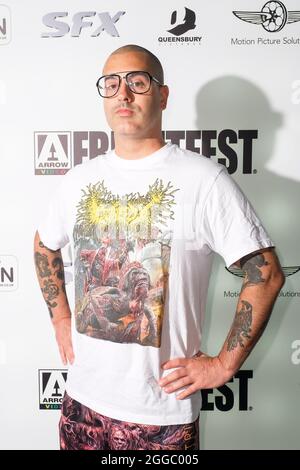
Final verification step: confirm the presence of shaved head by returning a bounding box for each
[104,44,164,84]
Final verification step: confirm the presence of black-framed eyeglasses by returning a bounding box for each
[96,71,163,98]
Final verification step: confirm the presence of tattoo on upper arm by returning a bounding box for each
[38,241,59,253]
[227,300,253,351]
[240,252,269,291]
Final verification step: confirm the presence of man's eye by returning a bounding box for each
[133,81,145,88]
[106,83,118,90]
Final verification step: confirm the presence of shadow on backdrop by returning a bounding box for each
[194,75,299,449]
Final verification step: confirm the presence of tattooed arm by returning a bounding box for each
[217,247,284,373]
[34,230,74,365]
[159,247,285,399]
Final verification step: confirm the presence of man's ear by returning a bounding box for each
[160,85,169,110]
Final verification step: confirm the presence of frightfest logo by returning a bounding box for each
[201,370,253,411]
[34,130,258,175]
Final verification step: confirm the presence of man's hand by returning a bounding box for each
[160,248,284,401]
[159,351,233,400]
[53,317,75,366]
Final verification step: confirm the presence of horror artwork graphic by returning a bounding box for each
[73,178,178,348]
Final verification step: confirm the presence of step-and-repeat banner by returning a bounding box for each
[0,0,299,450]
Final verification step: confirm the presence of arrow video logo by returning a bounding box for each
[39,369,67,409]
[34,131,72,175]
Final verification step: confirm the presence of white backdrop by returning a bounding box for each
[0,0,299,449]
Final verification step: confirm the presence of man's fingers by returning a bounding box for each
[159,368,186,387]
[163,376,192,394]
[176,384,198,400]
[65,343,75,365]
[59,344,67,366]
[58,339,74,365]
[162,358,187,369]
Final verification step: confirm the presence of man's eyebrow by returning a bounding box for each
[102,70,147,75]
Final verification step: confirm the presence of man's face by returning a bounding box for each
[101,52,168,139]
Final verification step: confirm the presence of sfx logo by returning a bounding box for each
[39,369,67,409]
[41,11,125,38]
[201,370,253,411]
[233,1,300,33]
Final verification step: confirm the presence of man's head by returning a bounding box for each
[99,45,169,140]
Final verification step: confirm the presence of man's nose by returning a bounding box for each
[117,78,134,101]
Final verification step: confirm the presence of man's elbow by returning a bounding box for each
[268,267,285,292]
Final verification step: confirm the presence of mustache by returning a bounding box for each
[114,103,136,112]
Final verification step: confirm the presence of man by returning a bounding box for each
[34,45,285,450]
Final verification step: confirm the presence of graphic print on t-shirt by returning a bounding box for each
[73,178,179,348]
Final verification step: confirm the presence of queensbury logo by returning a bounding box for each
[168,7,196,36]
[233,1,300,33]
[41,11,125,38]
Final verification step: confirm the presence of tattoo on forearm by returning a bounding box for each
[52,257,64,280]
[227,300,253,351]
[35,248,66,317]
[41,279,59,318]
[47,305,54,318]
[52,257,66,295]
[34,252,51,278]
[240,252,269,292]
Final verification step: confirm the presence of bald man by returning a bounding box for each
[34,45,284,450]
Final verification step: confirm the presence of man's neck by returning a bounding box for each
[114,136,166,160]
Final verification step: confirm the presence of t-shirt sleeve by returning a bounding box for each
[200,167,275,268]
[37,178,69,251]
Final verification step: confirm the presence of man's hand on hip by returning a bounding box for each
[159,351,233,400]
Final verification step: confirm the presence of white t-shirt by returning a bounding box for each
[37,143,274,425]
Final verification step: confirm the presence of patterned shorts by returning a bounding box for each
[59,392,199,450]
